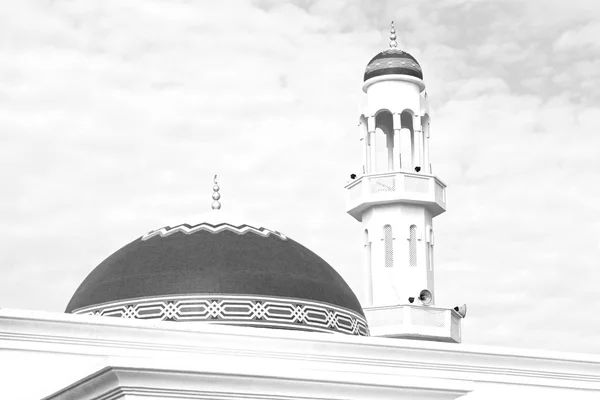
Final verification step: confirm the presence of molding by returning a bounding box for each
[345,171,446,190]
[363,74,426,93]
[44,365,471,400]
[71,294,369,336]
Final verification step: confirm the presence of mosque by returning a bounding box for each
[1,23,600,400]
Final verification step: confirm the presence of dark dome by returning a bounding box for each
[364,48,423,82]
[66,222,368,336]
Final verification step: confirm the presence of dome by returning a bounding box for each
[66,222,368,336]
[364,48,423,82]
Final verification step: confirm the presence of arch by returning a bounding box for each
[383,225,394,268]
[400,108,416,130]
[398,111,415,171]
[374,110,394,171]
[375,110,394,134]
[421,112,431,125]
[409,225,417,267]
[374,108,394,118]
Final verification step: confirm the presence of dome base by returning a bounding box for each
[72,293,369,336]
[362,74,425,93]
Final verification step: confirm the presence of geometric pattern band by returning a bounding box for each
[142,223,288,241]
[72,294,369,336]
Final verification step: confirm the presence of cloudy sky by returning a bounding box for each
[2,0,600,354]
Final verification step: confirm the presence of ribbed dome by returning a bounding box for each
[66,222,368,336]
[364,48,423,81]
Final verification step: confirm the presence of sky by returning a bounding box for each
[1,0,600,354]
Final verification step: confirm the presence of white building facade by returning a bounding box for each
[1,309,600,400]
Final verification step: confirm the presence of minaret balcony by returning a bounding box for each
[345,171,446,221]
[364,304,462,343]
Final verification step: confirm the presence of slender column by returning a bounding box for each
[401,128,412,171]
[360,122,367,174]
[387,132,394,171]
[423,120,431,173]
[413,115,423,171]
[392,113,401,170]
[364,136,370,174]
[371,131,377,172]
[367,116,376,173]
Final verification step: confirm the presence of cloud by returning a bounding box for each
[1,0,599,355]
[554,22,600,52]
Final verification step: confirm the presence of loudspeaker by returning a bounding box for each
[453,304,467,318]
[418,289,432,305]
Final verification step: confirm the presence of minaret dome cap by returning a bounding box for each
[364,22,423,82]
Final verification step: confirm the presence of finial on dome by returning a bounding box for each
[389,21,397,48]
[211,174,221,210]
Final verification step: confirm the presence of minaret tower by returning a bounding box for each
[345,22,464,342]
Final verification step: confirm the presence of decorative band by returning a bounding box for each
[142,223,288,241]
[72,294,369,336]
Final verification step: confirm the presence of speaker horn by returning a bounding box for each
[418,289,433,306]
[453,304,467,318]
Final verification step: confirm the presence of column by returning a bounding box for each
[364,133,370,174]
[366,116,375,173]
[413,115,423,171]
[393,113,401,170]
[401,128,412,171]
[387,131,394,171]
[359,119,367,174]
[371,131,377,172]
[424,119,431,174]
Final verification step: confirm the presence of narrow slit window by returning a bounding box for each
[409,225,417,267]
[428,229,434,271]
[383,225,393,268]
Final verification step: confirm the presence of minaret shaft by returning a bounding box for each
[362,204,434,307]
[347,77,444,308]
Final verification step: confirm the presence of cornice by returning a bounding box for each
[44,365,471,400]
[2,309,600,392]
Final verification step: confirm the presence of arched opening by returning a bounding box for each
[383,225,393,268]
[409,225,417,267]
[375,110,394,172]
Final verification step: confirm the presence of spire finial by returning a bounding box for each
[389,21,397,48]
[211,174,221,210]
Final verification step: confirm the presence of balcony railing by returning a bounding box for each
[345,171,447,220]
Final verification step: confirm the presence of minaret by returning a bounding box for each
[345,22,464,342]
